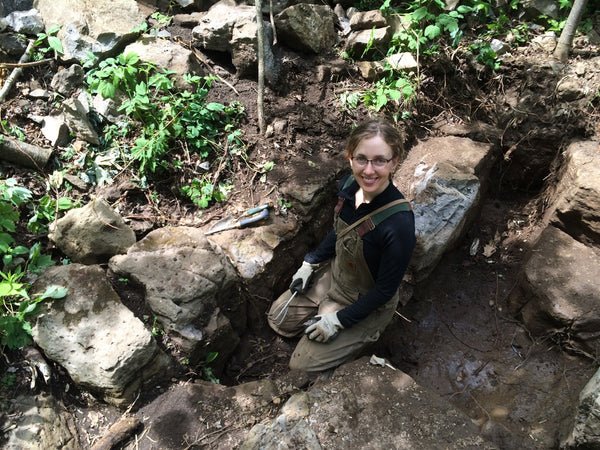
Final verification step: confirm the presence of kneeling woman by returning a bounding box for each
[268,118,416,375]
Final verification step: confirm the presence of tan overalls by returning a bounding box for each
[268,205,400,373]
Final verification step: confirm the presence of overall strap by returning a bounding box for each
[337,198,410,240]
[334,174,357,215]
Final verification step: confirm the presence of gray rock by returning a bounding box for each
[109,226,245,370]
[346,26,390,59]
[563,367,600,448]
[207,214,299,280]
[275,4,337,54]
[124,34,204,89]
[531,31,557,53]
[40,113,70,146]
[61,97,100,145]
[549,140,600,244]
[0,1,33,18]
[5,9,44,34]
[349,9,387,31]
[192,0,278,81]
[508,226,600,355]
[48,198,136,264]
[242,358,498,449]
[0,31,27,56]
[394,136,495,282]
[3,393,80,449]
[50,64,85,96]
[31,264,171,407]
[410,162,481,282]
[521,0,559,19]
[192,0,242,51]
[34,0,147,62]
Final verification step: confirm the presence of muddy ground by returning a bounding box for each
[1,20,600,449]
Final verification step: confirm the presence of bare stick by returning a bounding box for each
[0,58,52,68]
[90,417,142,450]
[255,0,266,134]
[0,40,34,103]
[269,0,278,45]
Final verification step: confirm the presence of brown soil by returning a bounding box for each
[1,17,599,449]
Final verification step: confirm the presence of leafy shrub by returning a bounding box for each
[0,179,65,350]
[85,53,247,208]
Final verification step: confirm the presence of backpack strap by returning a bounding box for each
[337,198,411,240]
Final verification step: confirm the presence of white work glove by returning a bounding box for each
[289,261,319,294]
[305,312,344,343]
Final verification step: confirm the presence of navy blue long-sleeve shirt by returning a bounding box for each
[305,175,416,328]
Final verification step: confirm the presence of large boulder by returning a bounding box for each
[395,136,496,282]
[3,393,80,449]
[192,0,278,81]
[0,1,34,18]
[243,358,498,448]
[124,34,205,89]
[508,226,600,355]
[31,264,171,408]
[33,0,148,62]
[48,198,136,264]
[547,140,600,245]
[108,226,245,371]
[275,3,337,54]
[563,367,600,448]
[130,357,498,448]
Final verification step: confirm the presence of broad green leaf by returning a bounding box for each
[0,232,15,251]
[38,285,68,300]
[206,103,225,112]
[47,36,63,54]
[99,82,116,99]
[57,197,73,210]
[424,24,441,39]
[411,7,429,21]
[387,89,403,101]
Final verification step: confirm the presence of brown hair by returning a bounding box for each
[344,118,406,161]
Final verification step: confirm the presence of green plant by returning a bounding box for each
[0,178,63,350]
[150,11,173,27]
[0,280,67,349]
[0,179,31,261]
[200,352,220,383]
[86,52,142,100]
[362,71,417,113]
[85,54,246,208]
[180,176,233,209]
[27,195,74,235]
[7,126,26,141]
[338,90,362,113]
[34,25,63,58]
[151,317,163,337]
[469,41,500,70]
[1,373,16,387]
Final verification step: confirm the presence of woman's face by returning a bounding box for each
[349,135,398,202]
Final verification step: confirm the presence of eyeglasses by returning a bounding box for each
[351,156,393,169]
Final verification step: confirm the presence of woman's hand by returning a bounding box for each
[305,312,344,343]
[289,261,319,293]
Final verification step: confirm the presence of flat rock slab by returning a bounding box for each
[31,264,169,407]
